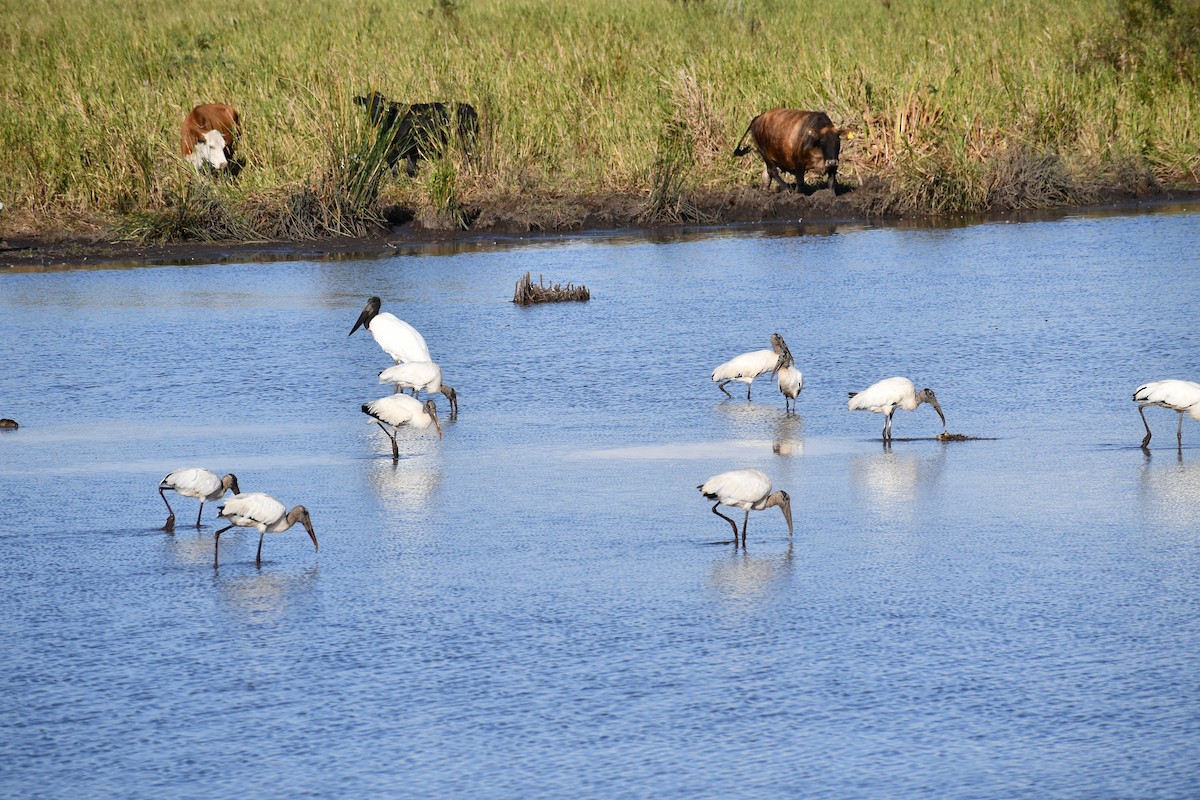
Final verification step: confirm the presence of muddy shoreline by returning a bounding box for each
[3,185,1198,270]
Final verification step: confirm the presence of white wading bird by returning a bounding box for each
[1133,379,1200,448]
[361,394,442,459]
[848,376,946,441]
[712,333,794,401]
[158,468,241,531]
[213,493,317,569]
[712,350,782,401]
[778,364,803,414]
[349,296,431,364]
[379,361,458,417]
[698,468,793,546]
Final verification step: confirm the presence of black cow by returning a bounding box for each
[353,91,479,176]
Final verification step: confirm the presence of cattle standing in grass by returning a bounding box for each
[181,103,241,172]
[733,109,846,194]
[354,91,479,176]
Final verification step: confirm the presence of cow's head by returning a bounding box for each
[354,91,392,125]
[187,129,229,170]
[801,125,842,177]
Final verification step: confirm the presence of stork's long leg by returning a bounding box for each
[746,382,752,401]
[1178,411,1185,446]
[195,501,205,528]
[741,510,750,547]
[375,421,400,459]
[256,533,265,567]
[160,489,176,531]
[884,410,895,441]
[1139,406,1153,448]
[711,502,738,535]
[213,524,234,569]
[719,380,733,398]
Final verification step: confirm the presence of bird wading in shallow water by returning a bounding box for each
[349,296,431,364]
[698,468,793,547]
[379,361,458,417]
[1132,380,1200,449]
[777,364,803,414]
[848,376,946,442]
[361,394,442,459]
[213,493,317,569]
[712,350,783,401]
[158,468,241,531]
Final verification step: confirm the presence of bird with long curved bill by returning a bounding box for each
[379,361,458,417]
[361,394,442,459]
[213,492,317,569]
[158,468,241,531]
[848,376,945,441]
[698,468,793,547]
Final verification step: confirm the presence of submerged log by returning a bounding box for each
[512,272,590,306]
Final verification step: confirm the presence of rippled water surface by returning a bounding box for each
[2,207,1199,798]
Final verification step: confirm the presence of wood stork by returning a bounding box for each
[770,332,794,377]
[698,468,793,546]
[213,492,317,569]
[712,350,782,401]
[361,394,442,459]
[1133,379,1200,448]
[158,468,241,531]
[778,364,803,414]
[379,361,458,417]
[848,376,945,441]
[349,296,432,364]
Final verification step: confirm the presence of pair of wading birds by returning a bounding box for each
[154,296,457,568]
[702,334,1200,547]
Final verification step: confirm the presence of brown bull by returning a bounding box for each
[733,109,845,194]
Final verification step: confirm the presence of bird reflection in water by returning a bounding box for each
[366,456,443,518]
[708,542,794,602]
[1138,449,1200,528]
[216,564,319,625]
[771,413,805,457]
[849,444,945,520]
[714,400,785,437]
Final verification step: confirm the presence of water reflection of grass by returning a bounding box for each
[6,0,1198,240]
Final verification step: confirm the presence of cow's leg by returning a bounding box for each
[766,164,788,192]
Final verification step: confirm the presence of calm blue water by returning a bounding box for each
[1,206,1199,798]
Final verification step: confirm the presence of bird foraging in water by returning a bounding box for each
[213,492,317,569]
[1132,379,1200,449]
[349,295,431,364]
[848,377,945,441]
[379,361,458,417]
[361,394,442,459]
[158,468,241,531]
[698,468,793,547]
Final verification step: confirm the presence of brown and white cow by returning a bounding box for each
[733,109,846,194]
[181,103,241,171]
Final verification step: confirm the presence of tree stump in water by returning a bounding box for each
[512,272,590,306]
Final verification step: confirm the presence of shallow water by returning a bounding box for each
[2,206,1199,798]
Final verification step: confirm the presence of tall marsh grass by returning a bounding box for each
[2,0,1198,239]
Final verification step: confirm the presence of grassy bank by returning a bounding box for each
[3,0,1199,240]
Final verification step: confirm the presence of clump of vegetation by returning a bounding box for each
[512,272,590,305]
[2,0,1198,243]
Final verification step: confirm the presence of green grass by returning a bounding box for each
[2,0,1198,239]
